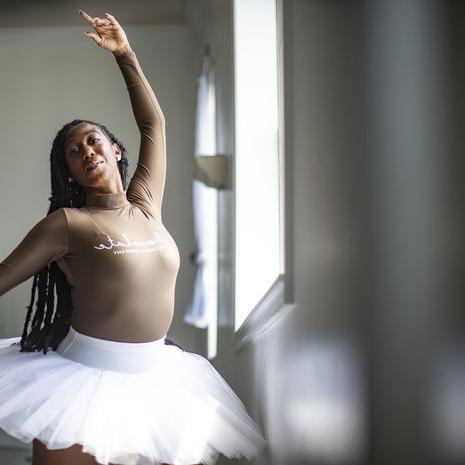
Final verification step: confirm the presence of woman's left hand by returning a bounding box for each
[79,10,131,55]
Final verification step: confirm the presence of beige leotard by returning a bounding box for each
[0,50,181,342]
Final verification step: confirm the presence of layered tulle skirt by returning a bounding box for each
[0,325,267,465]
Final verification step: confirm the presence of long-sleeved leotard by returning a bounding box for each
[0,51,180,342]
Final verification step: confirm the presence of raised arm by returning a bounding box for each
[79,10,166,221]
[0,209,68,297]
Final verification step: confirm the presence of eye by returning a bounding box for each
[90,138,100,144]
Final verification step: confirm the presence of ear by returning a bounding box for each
[112,142,122,161]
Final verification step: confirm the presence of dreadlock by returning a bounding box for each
[19,119,129,355]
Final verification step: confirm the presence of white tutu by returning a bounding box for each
[0,325,267,465]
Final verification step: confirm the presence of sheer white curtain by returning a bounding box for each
[183,50,218,334]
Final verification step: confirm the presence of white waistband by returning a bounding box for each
[55,325,168,373]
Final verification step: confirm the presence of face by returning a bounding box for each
[64,122,122,192]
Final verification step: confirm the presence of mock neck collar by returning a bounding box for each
[85,191,130,210]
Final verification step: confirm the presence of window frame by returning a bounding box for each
[231,0,295,351]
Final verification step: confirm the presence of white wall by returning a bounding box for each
[194,2,465,465]
[192,1,369,465]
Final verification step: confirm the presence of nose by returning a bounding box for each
[82,145,95,160]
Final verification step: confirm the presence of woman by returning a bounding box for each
[0,10,267,465]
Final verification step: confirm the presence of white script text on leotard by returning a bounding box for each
[94,233,167,255]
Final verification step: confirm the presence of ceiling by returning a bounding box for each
[0,0,187,27]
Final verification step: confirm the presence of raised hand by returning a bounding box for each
[79,10,131,55]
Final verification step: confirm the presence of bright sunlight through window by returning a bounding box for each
[233,0,284,331]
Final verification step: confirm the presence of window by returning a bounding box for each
[233,0,287,338]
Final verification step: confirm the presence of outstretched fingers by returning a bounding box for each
[78,10,128,52]
[79,9,96,27]
[84,31,102,46]
[104,13,120,28]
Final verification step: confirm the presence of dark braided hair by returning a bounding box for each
[19,119,129,355]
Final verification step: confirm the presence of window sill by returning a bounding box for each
[233,274,295,352]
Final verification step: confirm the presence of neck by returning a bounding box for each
[85,191,129,210]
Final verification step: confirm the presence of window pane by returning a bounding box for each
[234,0,281,330]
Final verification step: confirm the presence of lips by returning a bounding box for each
[85,161,103,172]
